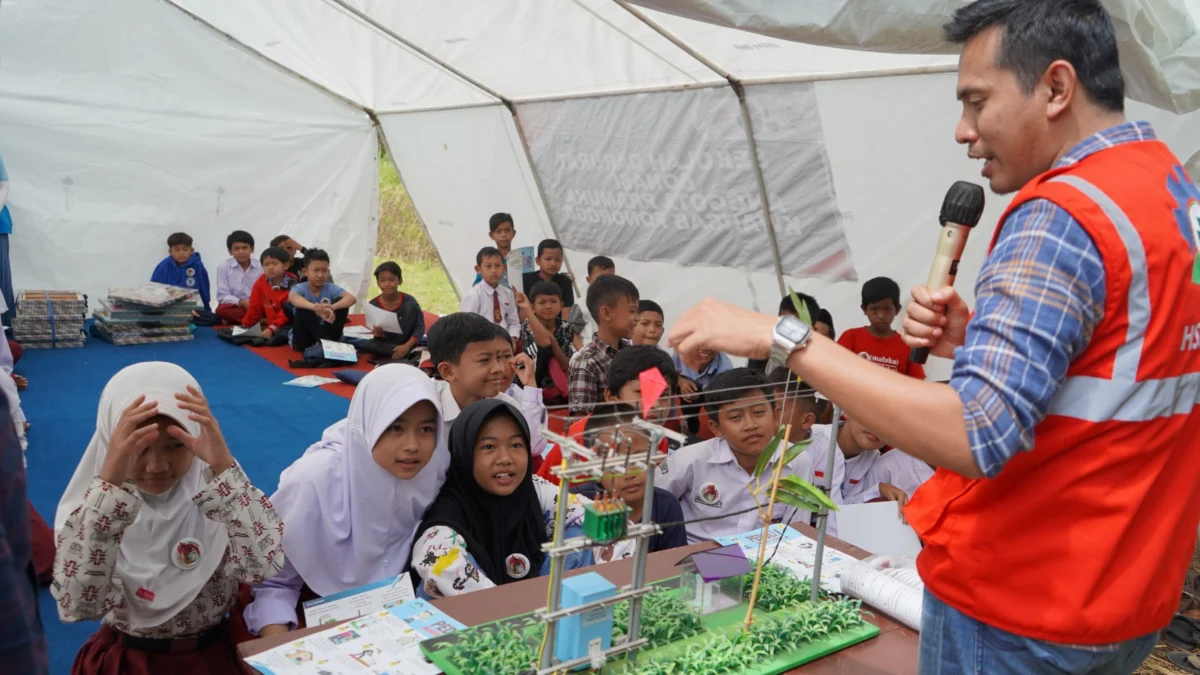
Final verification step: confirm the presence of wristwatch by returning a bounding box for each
[770,316,813,365]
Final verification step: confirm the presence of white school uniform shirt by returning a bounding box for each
[805,425,847,537]
[459,280,521,338]
[435,380,547,458]
[658,437,814,544]
[854,450,934,503]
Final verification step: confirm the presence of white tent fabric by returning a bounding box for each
[0,0,378,306]
[4,0,1200,381]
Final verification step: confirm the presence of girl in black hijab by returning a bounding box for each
[412,399,600,596]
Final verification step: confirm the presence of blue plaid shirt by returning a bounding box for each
[953,121,1157,478]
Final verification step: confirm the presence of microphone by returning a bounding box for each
[910,181,986,365]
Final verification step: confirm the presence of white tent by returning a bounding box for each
[3,0,1200,378]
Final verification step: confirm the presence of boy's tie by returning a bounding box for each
[492,290,502,324]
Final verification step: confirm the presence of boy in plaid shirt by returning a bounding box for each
[568,275,639,417]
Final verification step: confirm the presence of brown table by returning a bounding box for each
[239,523,918,674]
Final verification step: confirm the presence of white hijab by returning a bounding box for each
[55,362,228,630]
[270,364,448,597]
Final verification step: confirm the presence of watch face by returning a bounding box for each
[779,318,809,342]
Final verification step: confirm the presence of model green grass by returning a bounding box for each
[747,563,816,613]
[612,587,705,648]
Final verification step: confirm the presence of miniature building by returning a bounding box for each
[676,544,751,615]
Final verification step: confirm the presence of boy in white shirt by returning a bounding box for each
[806,414,888,536]
[854,449,935,505]
[659,368,814,543]
[460,247,520,345]
[428,313,546,457]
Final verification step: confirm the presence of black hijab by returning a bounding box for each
[417,399,547,585]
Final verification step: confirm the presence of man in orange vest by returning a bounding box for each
[668,0,1200,672]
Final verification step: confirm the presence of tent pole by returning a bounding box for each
[614,1,788,296]
[326,0,582,297]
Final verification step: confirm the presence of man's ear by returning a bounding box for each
[707,412,724,439]
[474,264,482,275]
[603,390,618,403]
[800,412,817,431]
[436,361,455,381]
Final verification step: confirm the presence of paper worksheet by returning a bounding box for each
[834,502,922,558]
[363,303,402,335]
[715,524,853,593]
[321,339,358,363]
[284,376,341,388]
[303,573,416,627]
[243,599,464,675]
[233,323,263,337]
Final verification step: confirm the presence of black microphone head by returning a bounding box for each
[940,181,986,228]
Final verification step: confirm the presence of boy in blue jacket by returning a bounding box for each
[151,232,211,309]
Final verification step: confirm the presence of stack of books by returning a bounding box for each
[12,290,88,349]
[92,282,200,346]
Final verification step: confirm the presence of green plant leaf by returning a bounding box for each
[772,487,825,514]
[779,475,840,511]
[787,286,813,327]
[779,437,813,468]
[753,428,785,480]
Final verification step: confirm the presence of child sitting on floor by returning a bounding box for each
[52,362,283,674]
[516,281,575,404]
[243,365,447,638]
[215,230,263,326]
[225,246,297,347]
[522,239,574,320]
[837,276,924,379]
[150,232,211,313]
[359,261,425,362]
[631,300,666,347]
[411,400,596,597]
[286,249,356,352]
[572,403,688,560]
[537,345,678,483]
[427,313,545,457]
[270,234,308,280]
[568,274,639,417]
[659,368,814,543]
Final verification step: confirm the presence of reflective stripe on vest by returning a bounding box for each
[1045,174,1200,423]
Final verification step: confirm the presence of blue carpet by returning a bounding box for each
[17,327,351,675]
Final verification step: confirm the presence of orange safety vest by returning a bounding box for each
[904,138,1200,644]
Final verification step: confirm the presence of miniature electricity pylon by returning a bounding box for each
[534,418,686,674]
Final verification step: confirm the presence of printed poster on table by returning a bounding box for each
[714,523,852,593]
[243,600,465,675]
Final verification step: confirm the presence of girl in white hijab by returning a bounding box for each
[242,364,449,638]
[53,362,283,675]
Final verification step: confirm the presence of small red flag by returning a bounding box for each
[638,367,668,418]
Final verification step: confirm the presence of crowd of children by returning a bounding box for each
[30,212,940,674]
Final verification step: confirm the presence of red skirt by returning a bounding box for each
[72,624,243,675]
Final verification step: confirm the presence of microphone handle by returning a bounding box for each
[910,222,971,365]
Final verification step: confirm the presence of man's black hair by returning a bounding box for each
[260,246,290,265]
[818,308,836,340]
[226,230,255,251]
[374,261,403,280]
[587,256,615,276]
[944,0,1124,113]
[703,368,773,415]
[582,402,641,447]
[861,276,901,309]
[606,345,678,397]
[476,246,504,266]
[778,292,821,320]
[304,248,331,265]
[767,366,826,418]
[270,234,290,248]
[537,239,563,258]
[586,274,639,319]
[637,300,664,317]
[528,280,562,303]
[488,212,513,232]
[167,232,193,248]
[427,312,507,368]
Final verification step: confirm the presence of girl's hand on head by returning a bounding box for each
[171,386,236,474]
[99,396,160,485]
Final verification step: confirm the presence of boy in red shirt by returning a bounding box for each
[837,277,925,379]
[239,246,297,346]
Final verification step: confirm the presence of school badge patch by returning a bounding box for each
[1167,165,1200,284]
[173,537,203,570]
[695,482,723,508]
[505,553,530,579]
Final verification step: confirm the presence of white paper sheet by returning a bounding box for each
[284,376,342,388]
[363,303,402,334]
[303,573,416,628]
[233,323,263,337]
[342,325,374,339]
[833,501,922,558]
[322,339,358,363]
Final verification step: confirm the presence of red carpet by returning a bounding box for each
[218,315,372,400]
